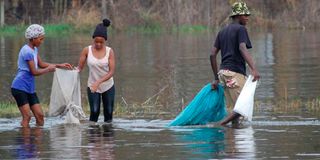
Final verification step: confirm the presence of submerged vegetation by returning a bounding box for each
[1,97,320,119]
[254,98,320,117]
[0,102,172,119]
[0,103,21,118]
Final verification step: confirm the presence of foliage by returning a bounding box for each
[1,0,320,30]
[0,25,25,36]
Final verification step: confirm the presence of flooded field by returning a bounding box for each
[0,117,319,159]
[0,29,320,159]
[1,29,320,109]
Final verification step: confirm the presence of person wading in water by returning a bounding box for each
[210,1,260,126]
[11,24,72,127]
[77,19,116,123]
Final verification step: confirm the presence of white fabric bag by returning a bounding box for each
[49,68,86,123]
[233,75,258,121]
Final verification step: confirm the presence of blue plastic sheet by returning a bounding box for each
[169,84,227,126]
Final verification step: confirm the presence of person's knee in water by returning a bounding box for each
[11,24,72,127]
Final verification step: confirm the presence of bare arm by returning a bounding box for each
[38,55,72,69]
[37,55,50,68]
[77,47,89,72]
[27,60,55,76]
[210,47,220,80]
[210,46,220,89]
[239,43,260,81]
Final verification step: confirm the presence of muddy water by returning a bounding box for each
[1,30,320,111]
[0,117,319,159]
[0,29,320,159]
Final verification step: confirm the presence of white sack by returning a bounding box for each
[49,68,86,123]
[65,108,80,123]
[233,75,258,121]
[63,103,86,124]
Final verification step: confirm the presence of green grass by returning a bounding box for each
[0,102,20,118]
[0,24,88,37]
[0,25,26,36]
[44,24,74,36]
[0,23,214,37]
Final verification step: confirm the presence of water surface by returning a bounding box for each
[0,117,319,159]
[1,29,320,159]
[1,30,320,114]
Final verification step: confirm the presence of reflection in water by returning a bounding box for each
[86,124,115,160]
[253,33,275,100]
[0,30,320,159]
[15,127,43,159]
[206,126,256,159]
[49,123,115,159]
[1,30,320,118]
[172,128,225,159]
[233,127,256,159]
[0,37,5,68]
[171,126,256,159]
[0,118,319,159]
[50,124,83,159]
[1,31,320,118]
[270,30,320,100]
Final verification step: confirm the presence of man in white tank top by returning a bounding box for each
[77,19,116,123]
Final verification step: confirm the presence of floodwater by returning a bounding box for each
[0,117,319,159]
[0,29,320,159]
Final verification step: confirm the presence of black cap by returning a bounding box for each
[92,19,111,40]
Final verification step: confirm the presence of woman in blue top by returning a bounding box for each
[11,24,72,127]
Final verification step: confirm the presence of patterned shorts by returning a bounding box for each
[218,70,247,109]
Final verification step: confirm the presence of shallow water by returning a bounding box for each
[1,30,320,112]
[0,117,319,159]
[1,30,320,159]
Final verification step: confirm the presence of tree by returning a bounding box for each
[101,0,107,19]
[0,0,4,27]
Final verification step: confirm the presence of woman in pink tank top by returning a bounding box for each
[77,19,116,123]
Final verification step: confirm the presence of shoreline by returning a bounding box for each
[0,23,313,37]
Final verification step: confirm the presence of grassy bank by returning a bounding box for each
[0,24,214,37]
[0,24,89,37]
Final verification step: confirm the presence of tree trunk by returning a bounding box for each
[40,0,44,23]
[101,0,107,19]
[0,0,4,27]
[72,0,80,8]
[62,0,68,20]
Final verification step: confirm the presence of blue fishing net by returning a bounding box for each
[169,83,227,126]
